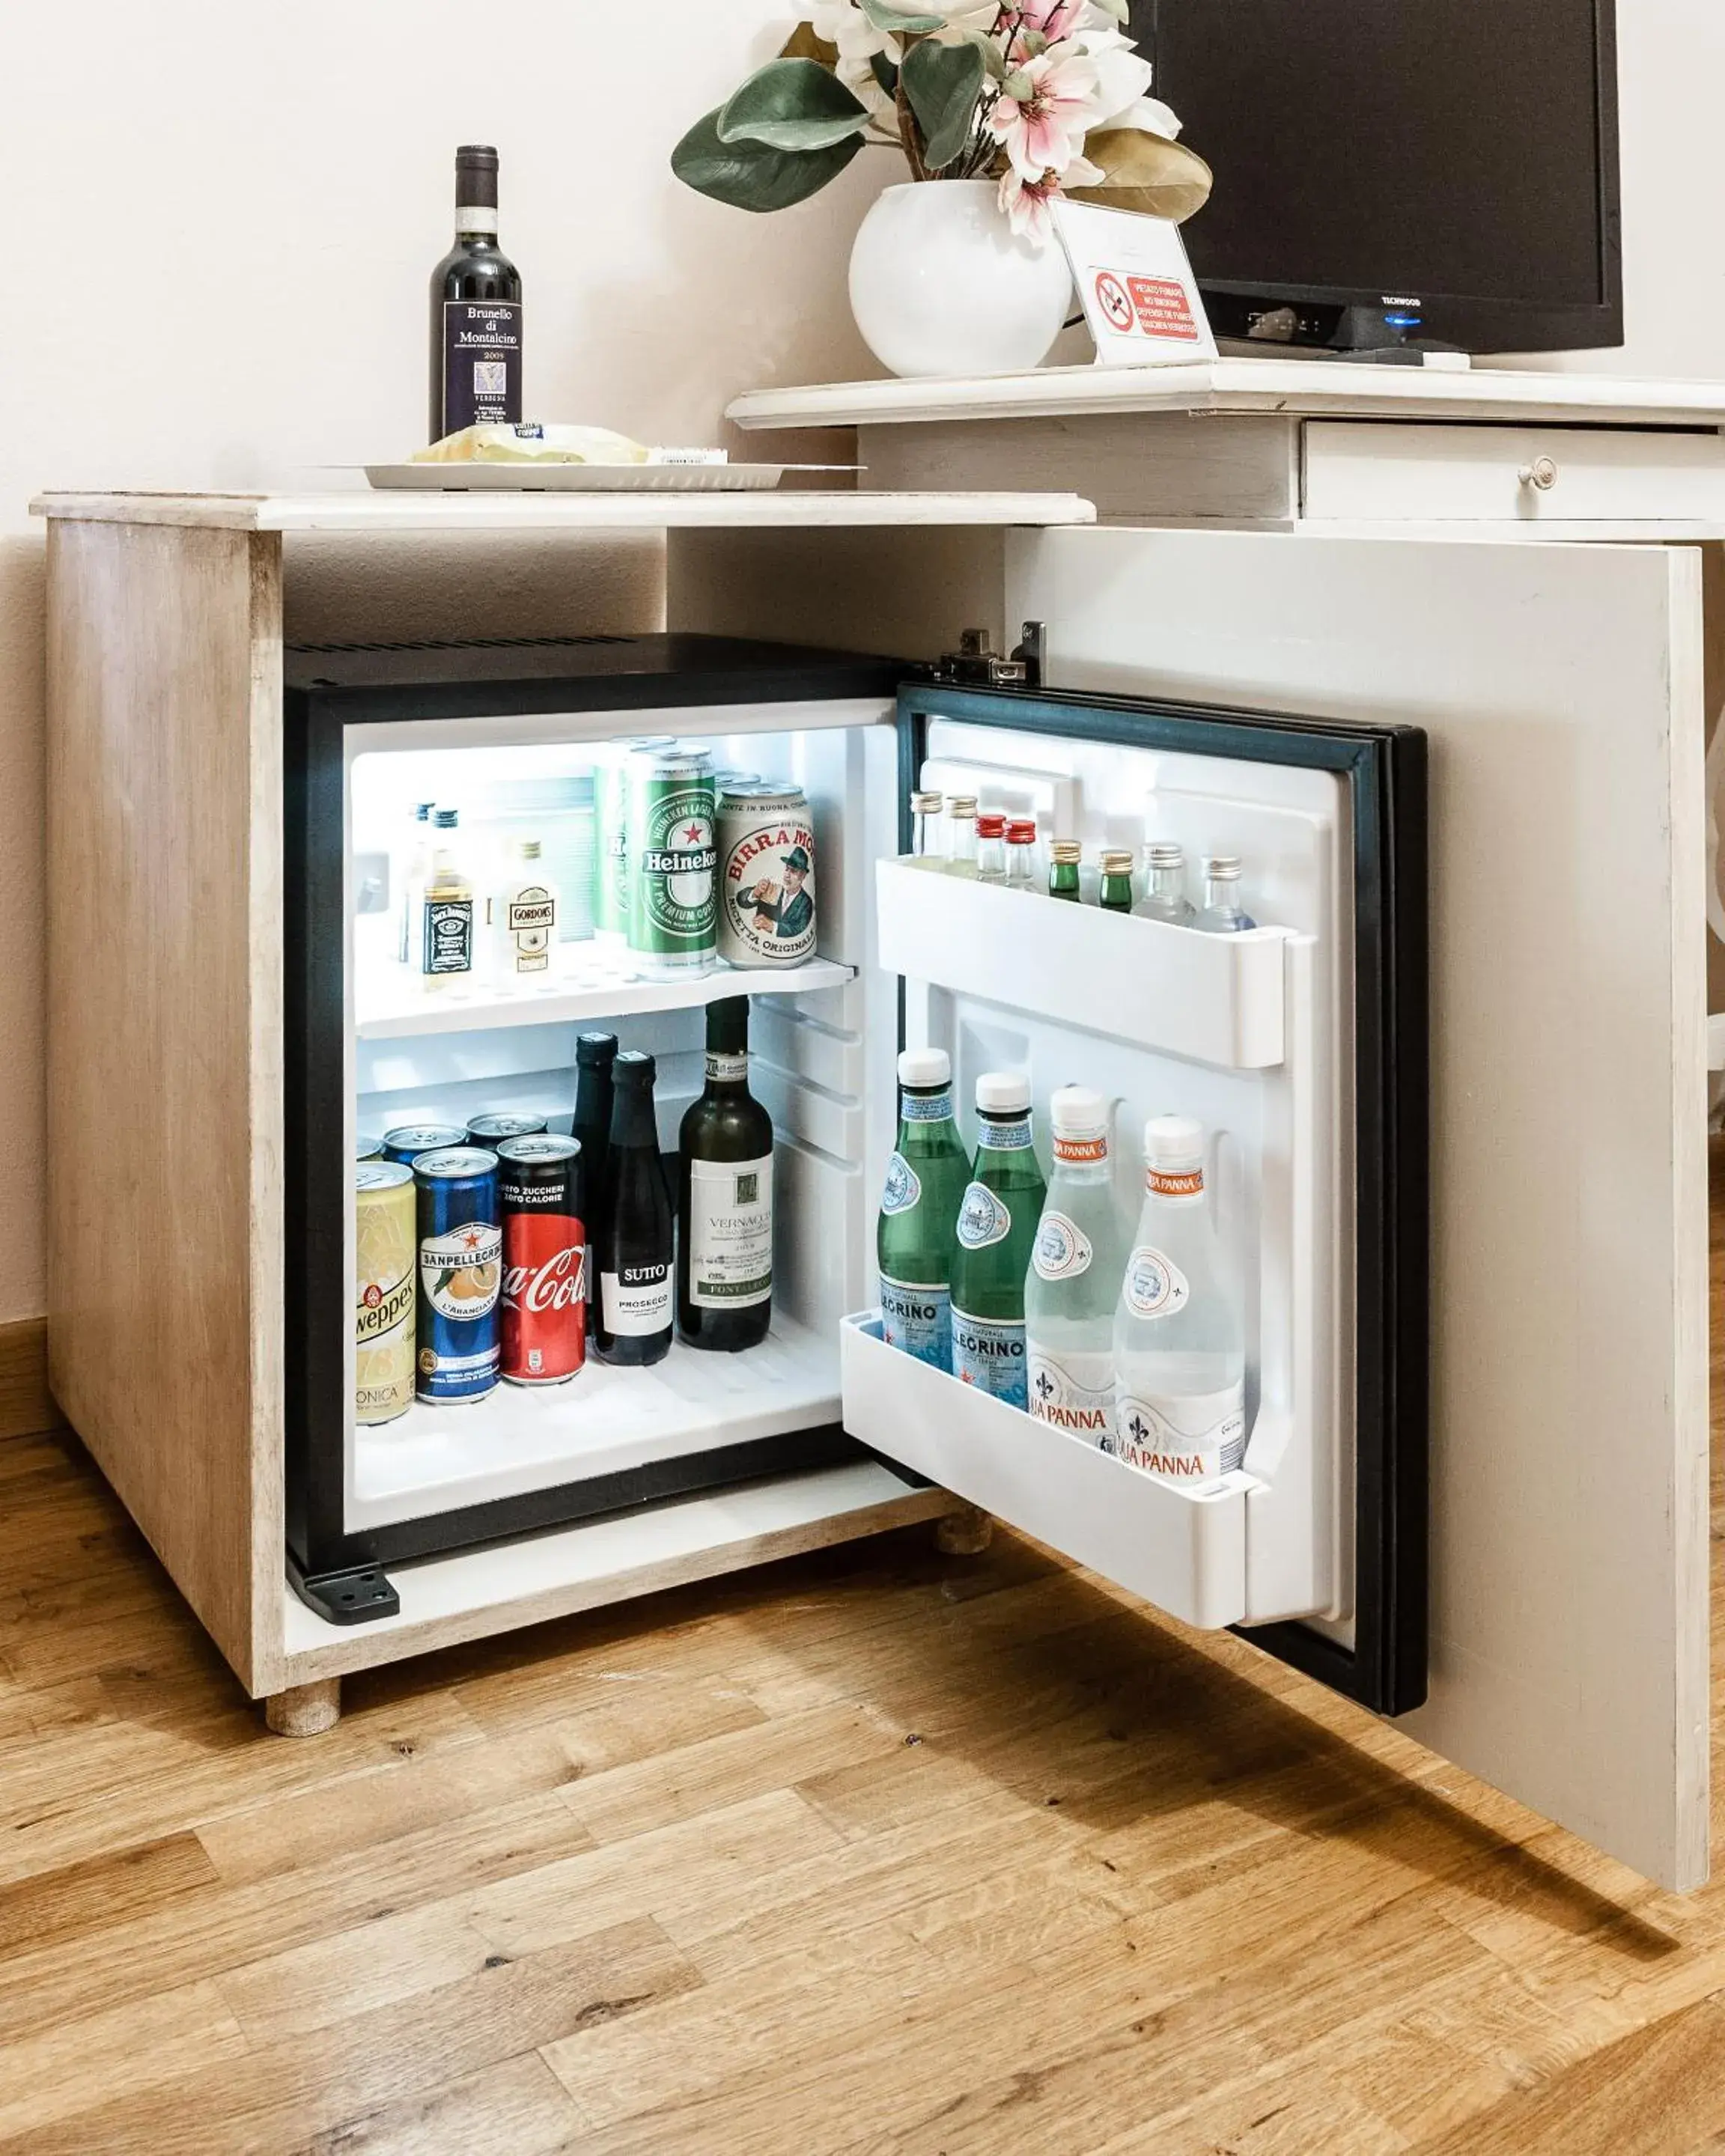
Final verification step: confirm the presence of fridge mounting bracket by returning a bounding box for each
[288,1554,401,1627]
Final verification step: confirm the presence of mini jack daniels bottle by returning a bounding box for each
[678,998,774,1350]
[591,1050,673,1366]
[430,144,523,442]
[420,810,473,987]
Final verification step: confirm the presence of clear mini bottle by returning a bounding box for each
[949,1071,1046,1408]
[976,812,1008,886]
[1197,855,1257,934]
[1047,839,1082,902]
[1113,1115,1247,1489]
[397,800,436,964]
[1025,1087,1132,1445]
[1098,850,1135,914]
[946,795,979,879]
[1134,844,1196,926]
[1005,818,1038,893]
[491,838,559,980]
[911,790,945,865]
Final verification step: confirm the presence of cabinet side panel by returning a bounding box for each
[46,520,284,1693]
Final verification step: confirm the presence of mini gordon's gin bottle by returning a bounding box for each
[491,838,559,978]
[1134,843,1196,925]
[949,1072,1046,1408]
[877,1047,970,1368]
[1025,1086,1131,1444]
[1197,854,1257,934]
[1113,1115,1247,1488]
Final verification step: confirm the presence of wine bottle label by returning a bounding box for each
[879,1274,949,1368]
[601,1263,671,1336]
[950,1308,1028,1409]
[1032,1210,1092,1281]
[422,897,473,975]
[955,1182,1011,1249]
[880,1152,922,1216]
[1122,1245,1191,1320]
[441,300,522,433]
[1028,1348,1116,1441]
[704,1050,748,1084]
[977,1115,1032,1151]
[687,1154,773,1309]
[901,1088,955,1124]
[1111,1383,1245,1485]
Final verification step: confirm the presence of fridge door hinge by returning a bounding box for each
[932,624,1043,692]
[288,1554,401,1626]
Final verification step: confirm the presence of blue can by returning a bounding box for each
[383,1122,466,1166]
[413,1147,502,1404]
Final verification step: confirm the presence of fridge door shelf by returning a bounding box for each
[841,1313,1259,1630]
[353,952,856,1041]
[875,856,1286,1068]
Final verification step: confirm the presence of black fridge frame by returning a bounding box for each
[895,680,1429,1717]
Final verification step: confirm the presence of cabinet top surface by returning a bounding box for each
[28,488,1095,532]
[727,358,1725,431]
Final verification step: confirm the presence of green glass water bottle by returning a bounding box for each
[949,1071,1046,1408]
[877,1047,970,1368]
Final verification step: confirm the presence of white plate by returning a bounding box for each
[365,462,806,493]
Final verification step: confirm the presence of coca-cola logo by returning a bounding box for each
[503,1244,586,1312]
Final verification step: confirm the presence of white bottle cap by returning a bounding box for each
[1050,1085,1108,1140]
[898,1047,951,1088]
[975,1071,1031,1115]
[1144,1113,1204,1169]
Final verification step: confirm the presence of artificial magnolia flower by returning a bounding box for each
[998,150,1104,237]
[1067,24,1156,128]
[1106,93,1185,141]
[803,0,899,124]
[988,40,1100,180]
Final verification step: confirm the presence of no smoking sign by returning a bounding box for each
[1054,201,1218,368]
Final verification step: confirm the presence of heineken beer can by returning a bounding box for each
[627,745,717,976]
[594,736,675,945]
[413,1147,502,1405]
[718,782,815,968]
[354,1162,416,1426]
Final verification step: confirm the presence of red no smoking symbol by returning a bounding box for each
[1094,271,1134,333]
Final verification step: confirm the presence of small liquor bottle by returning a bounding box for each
[677,998,774,1351]
[491,838,559,980]
[976,812,1008,886]
[1098,850,1136,913]
[396,800,436,963]
[420,810,474,989]
[911,790,945,864]
[429,144,523,442]
[1005,818,1039,892]
[1197,855,1258,934]
[946,795,979,879]
[591,1050,673,1366]
[1047,839,1082,901]
[1134,843,1196,926]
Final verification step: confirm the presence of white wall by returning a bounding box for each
[0,0,883,1321]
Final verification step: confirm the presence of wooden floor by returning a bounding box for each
[2,1178,1724,2156]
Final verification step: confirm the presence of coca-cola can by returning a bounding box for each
[495,1134,585,1384]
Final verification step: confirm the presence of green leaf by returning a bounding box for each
[961,28,1006,81]
[903,38,985,171]
[869,49,900,94]
[717,58,871,151]
[860,0,944,31]
[672,107,865,213]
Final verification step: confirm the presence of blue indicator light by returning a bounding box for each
[1384,311,1423,329]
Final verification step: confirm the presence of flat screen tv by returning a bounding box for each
[1134,0,1622,355]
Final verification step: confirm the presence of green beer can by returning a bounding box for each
[627,745,717,976]
[594,736,675,946]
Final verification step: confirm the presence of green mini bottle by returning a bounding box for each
[949,1071,1046,1408]
[877,1048,970,1368]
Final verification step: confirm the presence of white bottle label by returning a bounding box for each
[1122,1244,1191,1320]
[499,883,556,973]
[1027,1347,1115,1441]
[601,1264,671,1336]
[1032,1211,1092,1282]
[688,1154,773,1309]
[880,1152,922,1216]
[955,1181,1011,1249]
[419,1221,501,1319]
[1111,1383,1246,1485]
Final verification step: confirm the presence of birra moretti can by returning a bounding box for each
[354,1162,417,1426]
[717,782,815,968]
[413,1148,502,1404]
[627,746,717,976]
[496,1134,585,1384]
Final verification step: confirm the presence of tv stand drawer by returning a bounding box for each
[1301,421,1725,524]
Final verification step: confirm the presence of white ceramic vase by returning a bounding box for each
[848,180,1073,380]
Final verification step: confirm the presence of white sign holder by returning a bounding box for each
[1052,198,1218,365]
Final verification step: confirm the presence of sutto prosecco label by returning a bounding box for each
[1029,1348,1115,1441]
[901,1088,955,1124]
[1122,1244,1191,1320]
[1032,1210,1092,1282]
[955,1182,1011,1249]
[976,1115,1032,1151]
[601,1262,672,1335]
[879,1273,949,1367]
[951,1309,1028,1407]
[1111,1383,1245,1485]
[880,1153,922,1216]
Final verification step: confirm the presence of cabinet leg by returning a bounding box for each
[935,1502,994,1556]
[264,1678,341,1738]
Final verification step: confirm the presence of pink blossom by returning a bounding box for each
[987,40,1100,182]
[1011,0,1086,39]
[998,150,1103,237]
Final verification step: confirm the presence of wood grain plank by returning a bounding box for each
[294,2051,585,2156]
[0,1830,216,1958]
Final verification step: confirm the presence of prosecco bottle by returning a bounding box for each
[572,1031,618,1324]
[677,998,774,1351]
[429,144,523,442]
[591,1050,673,1366]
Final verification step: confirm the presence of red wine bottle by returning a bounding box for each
[592,1050,673,1367]
[429,144,522,442]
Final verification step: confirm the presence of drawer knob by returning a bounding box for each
[1518,455,1560,492]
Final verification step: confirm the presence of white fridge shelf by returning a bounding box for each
[875,856,1286,1068]
[354,951,855,1041]
[841,1315,1256,1631]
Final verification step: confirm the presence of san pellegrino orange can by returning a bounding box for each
[354,1162,417,1425]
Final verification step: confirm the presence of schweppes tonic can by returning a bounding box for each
[354,1162,416,1426]
[627,745,717,977]
[718,782,815,968]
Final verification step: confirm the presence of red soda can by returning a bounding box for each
[496,1135,585,1383]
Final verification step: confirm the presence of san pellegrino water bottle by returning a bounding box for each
[1134,843,1196,925]
[1025,1087,1132,1444]
[1197,854,1256,934]
[877,1047,970,1368]
[1113,1115,1247,1487]
[949,1072,1046,1407]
